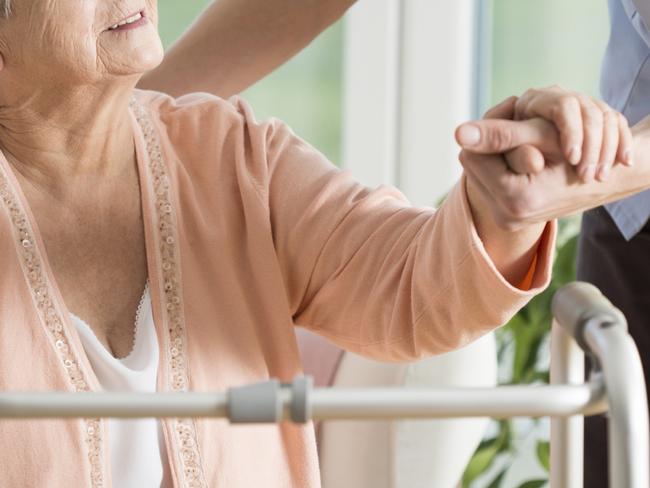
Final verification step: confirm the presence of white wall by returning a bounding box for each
[341,0,402,189]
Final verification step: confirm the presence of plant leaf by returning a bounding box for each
[529,370,550,383]
[508,311,548,384]
[536,440,550,471]
[552,235,578,285]
[486,467,508,488]
[462,439,501,487]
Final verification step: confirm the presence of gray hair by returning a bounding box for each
[0,0,10,17]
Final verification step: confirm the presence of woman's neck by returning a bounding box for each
[0,83,137,199]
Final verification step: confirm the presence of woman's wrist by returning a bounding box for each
[466,178,546,288]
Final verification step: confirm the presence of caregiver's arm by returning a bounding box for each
[140,0,356,98]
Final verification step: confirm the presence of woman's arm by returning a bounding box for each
[139,0,356,98]
[232,99,555,362]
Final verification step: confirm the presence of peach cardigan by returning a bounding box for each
[0,90,556,487]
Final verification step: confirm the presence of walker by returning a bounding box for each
[0,282,646,487]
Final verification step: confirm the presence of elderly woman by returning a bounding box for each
[0,1,644,487]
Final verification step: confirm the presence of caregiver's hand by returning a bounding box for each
[457,116,650,232]
[514,86,633,181]
[455,96,564,175]
[455,88,633,182]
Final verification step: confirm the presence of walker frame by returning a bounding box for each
[0,282,646,487]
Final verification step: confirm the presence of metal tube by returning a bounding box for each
[550,319,586,488]
[584,318,650,488]
[0,392,229,419]
[0,383,606,420]
[308,384,606,420]
[552,282,649,488]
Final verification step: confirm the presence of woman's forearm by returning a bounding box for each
[465,178,547,288]
[139,0,356,98]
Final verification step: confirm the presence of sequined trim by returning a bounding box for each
[0,167,105,486]
[122,279,150,360]
[130,99,208,488]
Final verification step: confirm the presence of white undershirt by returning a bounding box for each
[70,283,169,488]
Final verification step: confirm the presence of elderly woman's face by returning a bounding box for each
[0,0,163,85]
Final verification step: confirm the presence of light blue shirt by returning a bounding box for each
[601,0,650,240]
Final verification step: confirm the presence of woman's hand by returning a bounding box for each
[456,114,650,231]
[454,97,551,287]
[513,85,633,181]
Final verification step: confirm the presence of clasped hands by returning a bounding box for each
[455,86,647,232]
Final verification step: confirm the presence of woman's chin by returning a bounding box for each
[99,25,165,77]
[133,47,165,74]
[106,42,165,77]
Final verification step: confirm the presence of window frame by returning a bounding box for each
[342,0,486,205]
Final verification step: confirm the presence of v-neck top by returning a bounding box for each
[70,283,169,488]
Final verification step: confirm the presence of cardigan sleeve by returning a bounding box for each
[237,98,557,362]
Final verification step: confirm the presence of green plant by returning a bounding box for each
[462,218,579,487]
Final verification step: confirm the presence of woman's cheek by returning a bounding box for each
[146,0,159,27]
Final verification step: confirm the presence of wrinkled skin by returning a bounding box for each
[0,1,166,358]
[0,0,164,180]
[0,0,164,156]
[0,0,162,88]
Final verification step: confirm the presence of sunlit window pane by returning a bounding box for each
[491,0,609,105]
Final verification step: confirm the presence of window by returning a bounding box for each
[489,0,609,108]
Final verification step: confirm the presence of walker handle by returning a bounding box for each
[552,282,626,351]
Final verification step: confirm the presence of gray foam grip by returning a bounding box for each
[228,379,282,423]
[290,376,313,423]
[552,282,627,351]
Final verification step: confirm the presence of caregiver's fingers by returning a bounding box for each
[515,87,583,165]
[593,109,634,180]
[594,101,619,181]
[616,111,634,167]
[455,118,562,159]
[575,95,604,181]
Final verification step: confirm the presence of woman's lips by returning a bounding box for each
[107,11,147,32]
